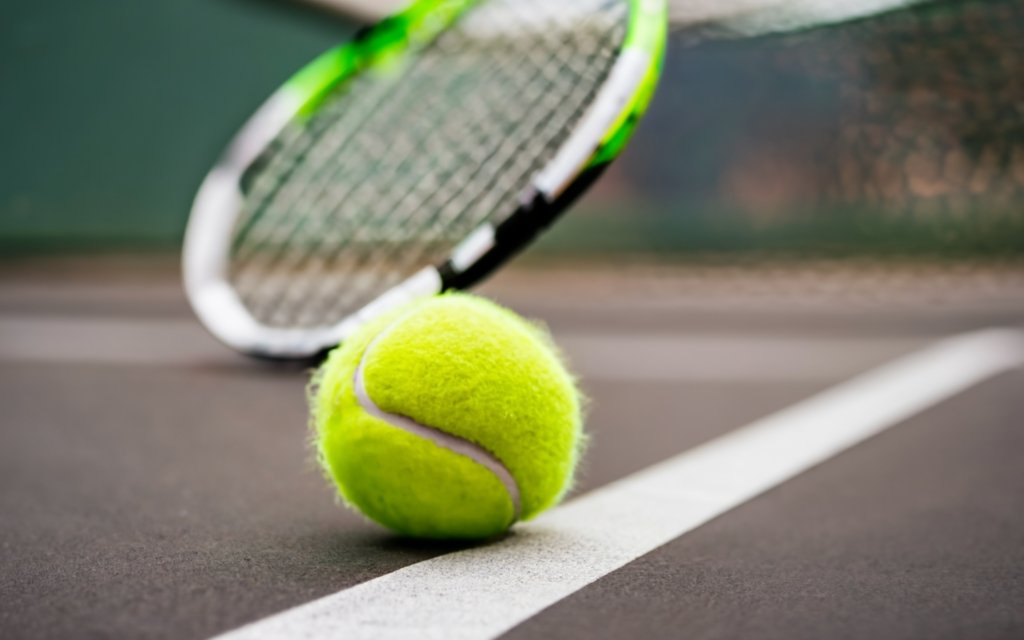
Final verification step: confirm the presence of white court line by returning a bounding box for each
[0,315,923,381]
[0,317,228,365]
[558,333,923,382]
[212,328,1024,640]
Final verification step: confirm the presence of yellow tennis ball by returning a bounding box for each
[311,293,584,540]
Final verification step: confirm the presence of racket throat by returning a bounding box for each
[440,164,610,291]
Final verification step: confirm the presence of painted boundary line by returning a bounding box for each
[0,315,924,382]
[213,329,1024,640]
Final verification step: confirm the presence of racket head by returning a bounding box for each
[184,0,667,359]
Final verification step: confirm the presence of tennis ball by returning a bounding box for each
[311,293,584,540]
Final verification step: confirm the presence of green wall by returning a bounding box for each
[1,0,356,252]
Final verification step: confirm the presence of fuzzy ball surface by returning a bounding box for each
[312,293,583,540]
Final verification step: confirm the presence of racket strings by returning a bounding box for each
[232,43,498,321]
[247,33,520,318]
[249,9,621,297]
[230,0,629,328]
[241,5,626,327]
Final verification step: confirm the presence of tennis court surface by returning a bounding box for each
[2,257,1022,639]
[4,0,1024,637]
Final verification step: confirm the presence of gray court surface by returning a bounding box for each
[1,257,1022,640]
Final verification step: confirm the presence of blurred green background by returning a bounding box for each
[0,0,352,254]
[2,0,1022,258]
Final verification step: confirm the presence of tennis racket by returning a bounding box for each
[183,0,666,359]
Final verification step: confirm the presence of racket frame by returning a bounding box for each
[184,0,666,359]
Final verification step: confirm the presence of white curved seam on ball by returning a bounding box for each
[353,327,523,522]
